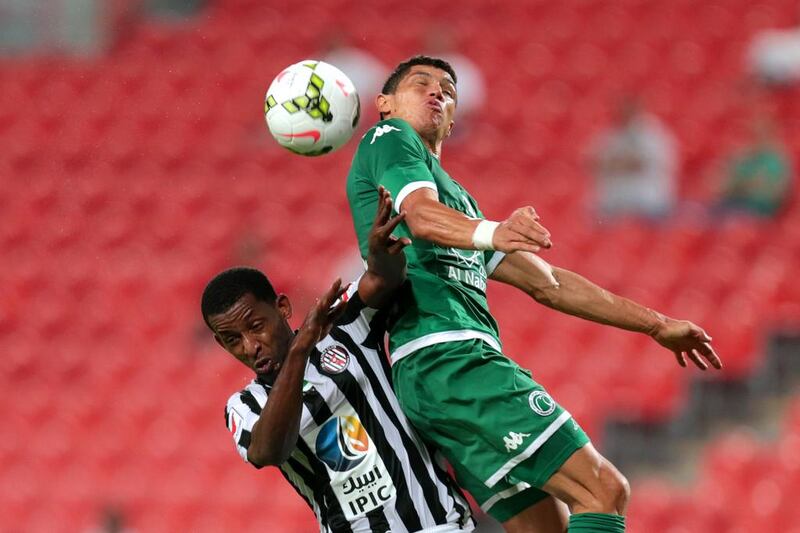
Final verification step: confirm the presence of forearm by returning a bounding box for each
[247,342,310,466]
[536,267,666,335]
[403,197,481,249]
[492,252,666,336]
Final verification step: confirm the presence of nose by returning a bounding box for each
[430,84,444,101]
[242,333,261,358]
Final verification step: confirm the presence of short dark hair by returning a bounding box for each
[380,55,457,119]
[201,267,277,328]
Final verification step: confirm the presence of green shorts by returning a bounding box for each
[392,338,590,522]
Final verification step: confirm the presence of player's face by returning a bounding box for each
[208,292,294,380]
[378,65,456,140]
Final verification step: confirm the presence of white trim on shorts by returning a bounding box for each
[484,411,572,488]
[390,329,502,365]
[480,481,533,513]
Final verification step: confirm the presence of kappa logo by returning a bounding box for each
[529,390,556,416]
[503,431,531,452]
[320,345,350,374]
[370,124,401,144]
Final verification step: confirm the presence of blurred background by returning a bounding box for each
[1,0,799,531]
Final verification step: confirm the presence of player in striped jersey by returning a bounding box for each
[201,188,474,533]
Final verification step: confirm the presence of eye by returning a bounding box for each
[225,336,240,346]
[251,321,264,332]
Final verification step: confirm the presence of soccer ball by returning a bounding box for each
[264,60,360,156]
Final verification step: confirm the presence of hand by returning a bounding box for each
[493,206,553,254]
[651,318,722,371]
[368,186,412,259]
[293,279,348,350]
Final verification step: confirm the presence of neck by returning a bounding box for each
[420,132,444,158]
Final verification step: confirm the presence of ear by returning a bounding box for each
[276,294,292,320]
[376,93,392,118]
[446,119,455,138]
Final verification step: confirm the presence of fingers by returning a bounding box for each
[374,186,392,226]
[320,278,343,309]
[382,211,407,236]
[674,350,687,368]
[386,236,412,254]
[698,341,723,369]
[502,209,553,250]
[687,349,708,371]
[690,324,722,369]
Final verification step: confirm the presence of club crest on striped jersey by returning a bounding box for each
[316,416,370,471]
[320,344,349,374]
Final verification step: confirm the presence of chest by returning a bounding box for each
[430,163,482,219]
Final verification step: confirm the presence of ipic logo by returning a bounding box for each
[529,391,556,416]
[342,465,393,516]
[370,124,401,144]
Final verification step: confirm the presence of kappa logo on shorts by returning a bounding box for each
[529,390,556,416]
[320,345,350,374]
[503,431,531,453]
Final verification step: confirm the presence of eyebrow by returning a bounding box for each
[213,307,253,335]
[408,71,456,89]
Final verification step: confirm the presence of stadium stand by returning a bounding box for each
[1,0,798,530]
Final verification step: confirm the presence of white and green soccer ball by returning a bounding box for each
[264,60,360,156]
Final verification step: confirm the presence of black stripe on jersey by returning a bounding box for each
[336,292,368,327]
[430,457,471,528]
[238,429,251,449]
[330,327,451,526]
[238,429,265,469]
[224,406,229,426]
[365,507,390,533]
[239,389,262,415]
[295,439,354,533]
[312,339,423,532]
[278,467,313,511]
[366,309,394,379]
[302,364,335,426]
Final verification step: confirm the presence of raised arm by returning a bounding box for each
[490,251,722,370]
[247,280,347,466]
[400,188,553,254]
[358,187,412,309]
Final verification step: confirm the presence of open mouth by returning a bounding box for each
[255,358,279,375]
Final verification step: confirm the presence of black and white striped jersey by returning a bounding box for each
[224,280,474,533]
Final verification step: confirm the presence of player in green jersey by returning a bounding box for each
[346,56,722,533]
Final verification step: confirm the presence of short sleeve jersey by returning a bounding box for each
[346,118,505,361]
[224,280,474,532]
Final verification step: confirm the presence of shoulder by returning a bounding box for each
[226,381,266,413]
[358,118,424,151]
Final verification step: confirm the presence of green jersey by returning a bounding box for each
[346,118,505,361]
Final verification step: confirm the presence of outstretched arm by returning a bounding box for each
[491,251,722,370]
[400,188,553,254]
[357,187,412,309]
[247,280,347,466]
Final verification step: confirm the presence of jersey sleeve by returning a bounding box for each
[332,275,380,339]
[484,251,506,276]
[360,119,438,211]
[225,390,266,468]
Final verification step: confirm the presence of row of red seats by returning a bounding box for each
[628,397,800,532]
